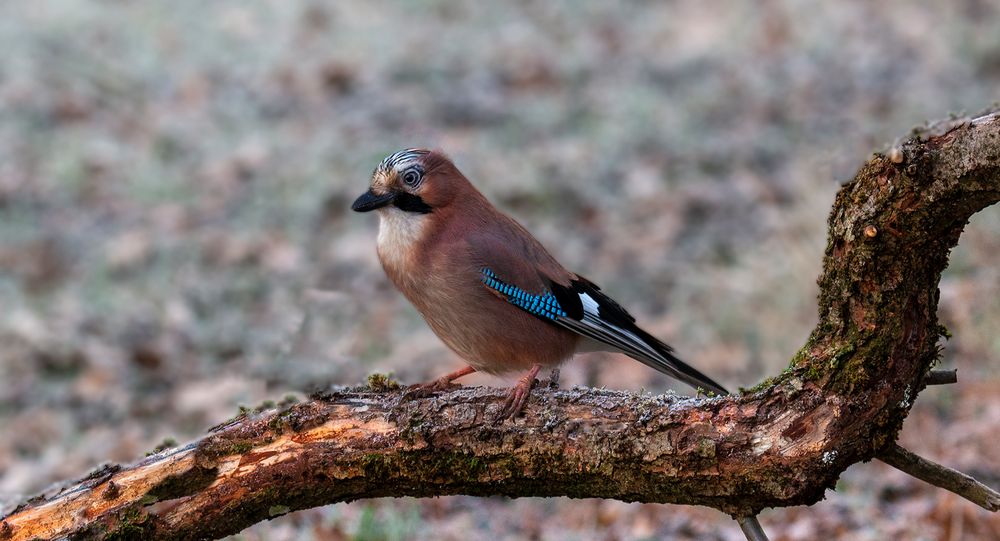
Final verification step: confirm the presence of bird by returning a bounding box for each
[351,148,728,420]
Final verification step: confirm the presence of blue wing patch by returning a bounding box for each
[481,268,567,320]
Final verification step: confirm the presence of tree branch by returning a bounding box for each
[738,516,771,541]
[3,109,1000,540]
[924,368,958,385]
[878,444,1000,511]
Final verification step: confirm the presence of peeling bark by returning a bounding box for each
[3,110,1000,541]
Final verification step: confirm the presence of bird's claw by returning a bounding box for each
[494,373,538,424]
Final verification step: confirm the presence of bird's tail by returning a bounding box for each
[630,326,730,397]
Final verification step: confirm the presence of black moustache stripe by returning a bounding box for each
[393,192,433,214]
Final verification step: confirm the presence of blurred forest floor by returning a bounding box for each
[1,1,999,540]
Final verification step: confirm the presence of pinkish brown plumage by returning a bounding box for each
[352,149,727,419]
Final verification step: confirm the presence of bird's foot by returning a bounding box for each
[401,365,476,400]
[403,376,460,400]
[494,364,542,423]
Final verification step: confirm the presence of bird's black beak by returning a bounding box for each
[351,189,395,212]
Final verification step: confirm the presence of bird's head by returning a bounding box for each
[353,149,475,272]
[351,148,464,215]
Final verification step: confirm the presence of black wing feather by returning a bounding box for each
[548,278,729,396]
[478,266,728,396]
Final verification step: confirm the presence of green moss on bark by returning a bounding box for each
[100,506,154,541]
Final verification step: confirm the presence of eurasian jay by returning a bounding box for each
[352,148,728,419]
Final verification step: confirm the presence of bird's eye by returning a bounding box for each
[401,168,422,187]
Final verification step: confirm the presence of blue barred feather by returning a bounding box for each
[481,268,567,320]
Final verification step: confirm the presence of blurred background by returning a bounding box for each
[1,1,999,539]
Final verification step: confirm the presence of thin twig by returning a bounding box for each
[924,369,958,386]
[737,516,770,541]
[878,444,1000,512]
[546,367,561,388]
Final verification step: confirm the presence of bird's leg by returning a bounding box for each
[496,364,542,422]
[405,365,476,398]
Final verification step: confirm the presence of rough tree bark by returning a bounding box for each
[3,110,1000,540]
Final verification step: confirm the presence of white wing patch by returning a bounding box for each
[579,292,600,315]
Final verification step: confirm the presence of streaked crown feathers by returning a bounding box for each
[373,148,430,177]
